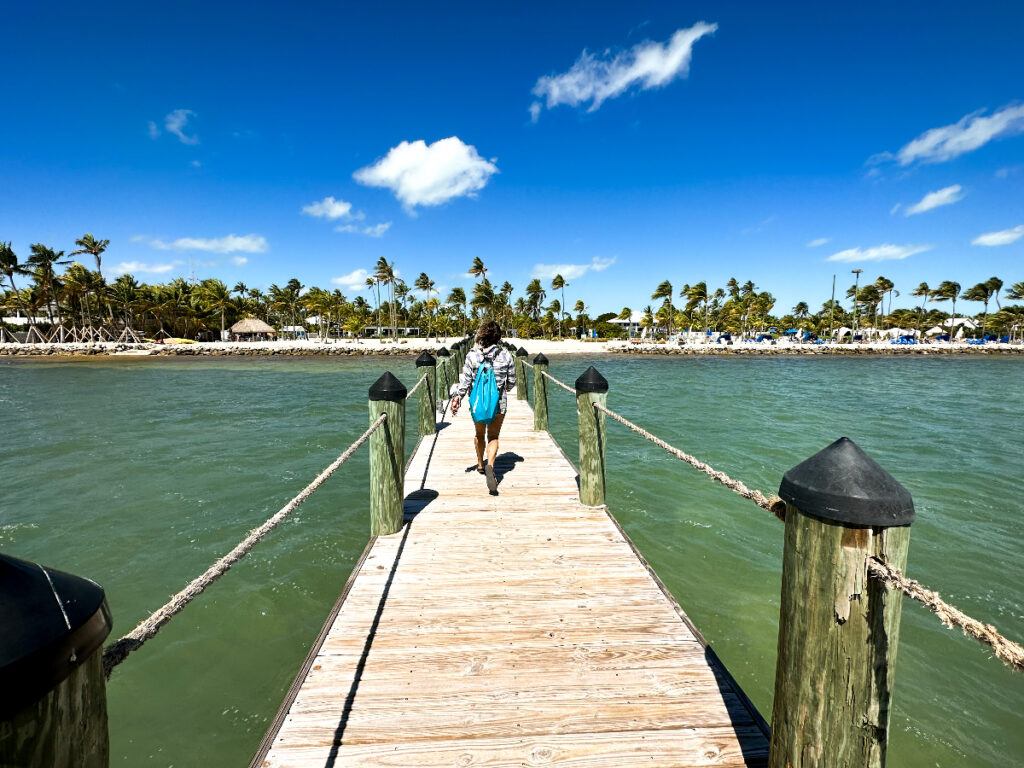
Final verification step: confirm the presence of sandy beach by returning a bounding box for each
[2,336,1022,357]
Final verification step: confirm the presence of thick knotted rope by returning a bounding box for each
[593,402,786,517]
[867,558,1024,672]
[102,413,387,677]
[542,370,577,396]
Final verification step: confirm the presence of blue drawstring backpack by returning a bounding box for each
[469,351,501,424]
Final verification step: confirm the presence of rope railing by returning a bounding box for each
[589,399,1023,672]
[593,402,785,517]
[867,558,1024,672]
[102,412,387,677]
[542,370,576,396]
[406,373,427,397]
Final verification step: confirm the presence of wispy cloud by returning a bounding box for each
[826,244,932,263]
[530,22,717,118]
[354,137,498,210]
[972,225,1024,247]
[112,260,180,276]
[530,256,616,281]
[147,121,160,140]
[231,256,249,266]
[336,221,392,238]
[903,184,964,216]
[144,234,268,254]
[806,237,830,248]
[876,104,1024,166]
[331,268,370,290]
[302,196,362,221]
[163,109,199,145]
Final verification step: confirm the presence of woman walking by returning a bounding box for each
[449,320,517,494]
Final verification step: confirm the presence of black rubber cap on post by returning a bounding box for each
[0,553,113,718]
[533,353,549,365]
[575,366,609,394]
[369,371,407,401]
[436,346,450,357]
[516,347,528,357]
[415,351,436,367]
[779,437,914,527]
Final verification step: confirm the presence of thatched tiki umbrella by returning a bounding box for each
[229,318,276,341]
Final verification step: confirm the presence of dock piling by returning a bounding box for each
[414,352,436,436]
[516,347,528,400]
[0,554,113,768]
[435,347,451,404]
[532,353,549,431]
[368,372,407,536]
[575,366,608,506]
[769,437,914,768]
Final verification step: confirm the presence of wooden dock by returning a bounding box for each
[253,388,769,767]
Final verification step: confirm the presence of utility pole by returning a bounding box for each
[851,268,863,340]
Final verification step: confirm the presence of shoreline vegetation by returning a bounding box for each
[3,338,1023,358]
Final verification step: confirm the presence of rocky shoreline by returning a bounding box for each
[2,340,1023,358]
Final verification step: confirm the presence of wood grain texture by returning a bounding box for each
[533,359,549,432]
[368,396,404,536]
[576,390,607,507]
[257,391,767,767]
[769,504,910,768]
[416,364,436,436]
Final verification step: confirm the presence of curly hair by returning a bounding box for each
[475,320,502,347]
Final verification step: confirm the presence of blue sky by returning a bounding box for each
[2,1,1023,315]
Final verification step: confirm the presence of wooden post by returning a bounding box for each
[414,351,436,436]
[0,553,113,768]
[368,372,407,536]
[769,437,914,768]
[575,366,608,506]
[515,347,528,400]
[532,353,549,431]
[435,347,451,404]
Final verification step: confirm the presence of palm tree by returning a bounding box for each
[551,274,567,338]
[684,281,709,333]
[651,280,673,338]
[875,276,895,320]
[617,306,633,338]
[365,275,382,335]
[70,234,109,281]
[447,287,467,334]
[415,272,436,338]
[232,281,248,298]
[1007,281,1024,301]
[986,276,1004,311]
[27,244,71,324]
[961,281,995,337]
[198,278,234,338]
[932,281,962,340]
[0,242,34,326]
[525,279,546,321]
[374,257,397,339]
[471,278,496,319]
[910,282,931,339]
[468,257,487,281]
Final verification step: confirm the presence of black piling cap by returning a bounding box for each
[415,351,436,367]
[533,353,549,365]
[369,371,407,401]
[516,347,528,357]
[0,553,113,718]
[575,365,609,394]
[779,437,914,527]
[436,346,451,357]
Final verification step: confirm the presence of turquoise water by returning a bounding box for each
[1,355,1021,766]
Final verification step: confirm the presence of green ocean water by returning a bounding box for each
[1,354,1021,767]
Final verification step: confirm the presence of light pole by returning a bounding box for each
[851,268,863,341]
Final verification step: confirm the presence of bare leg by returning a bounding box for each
[474,421,486,470]
[485,413,505,472]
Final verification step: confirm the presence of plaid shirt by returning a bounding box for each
[451,344,516,399]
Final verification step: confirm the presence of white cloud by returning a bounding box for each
[331,268,371,290]
[528,102,542,123]
[190,159,202,168]
[302,196,362,220]
[972,225,1024,247]
[336,221,392,238]
[826,244,932,263]
[806,237,830,248]
[147,234,268,254]
[903,184,964,216]
[531,22,717,115]
[893,104,1024,165]
[354,137,498,210]
[112,260,179,276]
[231,256,249,266]
[147,121,160,140]
[164,109,199,145]
[530,256,616,281]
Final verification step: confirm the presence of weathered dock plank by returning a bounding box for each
[255,389,768,767]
